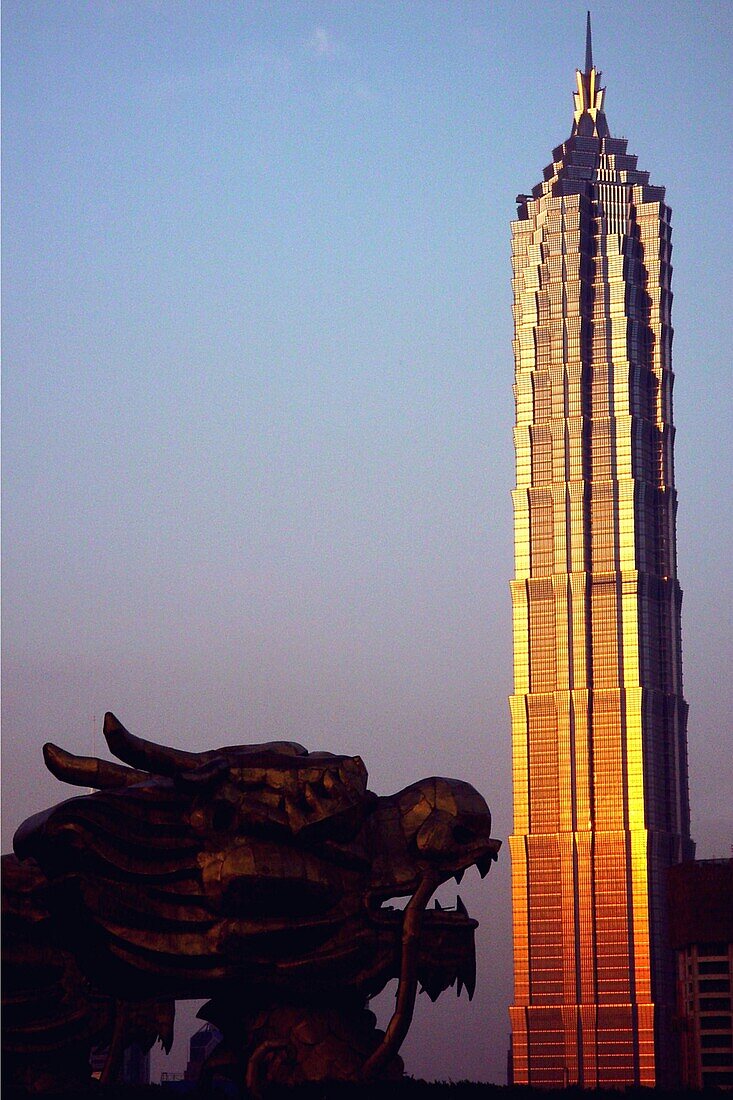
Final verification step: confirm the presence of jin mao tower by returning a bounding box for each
[508,17,693,1088]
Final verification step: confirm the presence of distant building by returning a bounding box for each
[184,1022,222,1083]
[668,858,733,1089]
[122,1043,150,1085]
[509,13,693,1088]
[90,1041,150,1085]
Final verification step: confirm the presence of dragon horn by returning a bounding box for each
[43,743,149,789]
[103,712,199,776]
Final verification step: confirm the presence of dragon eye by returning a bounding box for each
[452,825,475,845]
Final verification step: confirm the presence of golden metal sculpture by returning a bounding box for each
[3,713,499,1094]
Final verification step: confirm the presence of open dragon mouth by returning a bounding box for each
[373,891,476,928]
[367,841,499,924]
[371,890,477,1000]
[361,842,499,1081]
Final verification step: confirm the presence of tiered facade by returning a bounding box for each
[508,25,694,1088]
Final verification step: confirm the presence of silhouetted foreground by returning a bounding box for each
[3,714,500,1094]
[5,1081,729,1100]
[7,1078,730,1095]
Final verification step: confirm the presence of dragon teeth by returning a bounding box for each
[476,851,497,878]
[463,947,477,1000]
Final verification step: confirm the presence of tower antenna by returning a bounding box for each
[585,11,593,73]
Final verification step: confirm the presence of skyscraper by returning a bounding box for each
[508,16,694,1088]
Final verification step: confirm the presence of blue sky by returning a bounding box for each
[3,0,732,1083]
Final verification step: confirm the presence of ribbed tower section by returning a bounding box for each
[508,23,694,1089]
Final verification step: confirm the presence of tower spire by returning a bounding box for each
[572,11,608,137]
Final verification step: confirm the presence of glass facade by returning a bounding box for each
[509,36,693,1089]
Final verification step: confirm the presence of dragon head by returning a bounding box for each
[14,714,499,1075]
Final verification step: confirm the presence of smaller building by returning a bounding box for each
[90,1041,150,1085]
[668,857,733,1089]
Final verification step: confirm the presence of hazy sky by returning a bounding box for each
[3,0,732,1084]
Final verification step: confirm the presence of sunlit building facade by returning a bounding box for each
[508,20,694,1088]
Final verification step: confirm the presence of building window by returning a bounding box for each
[700,979,731,993]
[703,1072,733,1087]
[700,960,730,975]
[701,1034,733,1049]
[700,1016,732,1030]
[702,1053,733,1067]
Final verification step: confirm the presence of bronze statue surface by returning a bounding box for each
[3,714,500,1095]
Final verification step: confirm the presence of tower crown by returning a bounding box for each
[572,12,609,137]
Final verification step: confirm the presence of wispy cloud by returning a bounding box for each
[309,27,337,58]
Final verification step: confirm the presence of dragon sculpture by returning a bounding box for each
[3,713,500,1095]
